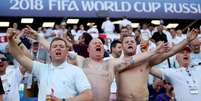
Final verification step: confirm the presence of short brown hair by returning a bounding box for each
[50,37,69,48]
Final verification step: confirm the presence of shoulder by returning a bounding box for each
[191,66,201,71]
[160,68,178,74]
[33,61,47,66]
[32,61,49,71]
[66,63,84,73]
[6,65,16,75]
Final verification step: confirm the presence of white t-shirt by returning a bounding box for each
[1,65,23,101]
[172,34,186,45]
[140,29,152,40]
[101,20,115,34]
[163,30,173,46]
[120,19,132,28]
[76,30,86,40]
[87,27,99,38]
[136,41,156,54]
[32,61,91,101]
[160,66,201,101]
[190,52,201,66]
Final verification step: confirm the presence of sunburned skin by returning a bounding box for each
[116,62,150,101]
[81,58,115,101]
[69,37,161,101]
[76,37,156,101]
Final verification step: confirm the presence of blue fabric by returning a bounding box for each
[20,91,37,101]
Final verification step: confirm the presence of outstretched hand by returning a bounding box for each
[23,25,39,40]
[6,28,16,40]
[187,28,199,42]
[155,41,166,54]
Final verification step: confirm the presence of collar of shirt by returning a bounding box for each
[50,61,68,70]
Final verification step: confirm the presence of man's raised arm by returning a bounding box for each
[115,42,164,72]
[150,67,163,79]
[24,25,50,49]
[150,29,199,66]
[7,28,33,72]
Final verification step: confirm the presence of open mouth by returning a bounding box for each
[128,46,133,49]
[96,48,101,51]
[183,57,189,60]
[56,52,62,56]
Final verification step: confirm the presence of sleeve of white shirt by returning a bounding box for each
[32,61,46,80]
[74,68,91,93]
[13,59,23,83]
[16,66,23,84]
[160,69,174,82]
[101,22,105,30]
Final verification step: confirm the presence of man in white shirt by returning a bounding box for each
[71,25,78,40]
[87,24,99,38]
[172,29,186,45]
[77,24,86,40]
[140,24,152,41]
[190,38,201,66]
[151,45,201,101]
[119,27,130,41]
[7,28,92,101]
[0,54,23,101]
[119,16,132,29]
[101,17,115,35]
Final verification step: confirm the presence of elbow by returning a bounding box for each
[86,90,93,101]
[79,89,93,101]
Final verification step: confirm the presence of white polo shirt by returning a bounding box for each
[101,20,115,34]
[32,61,91,101]
[1,65,23,101]
[120,19,132,27]
[160,66,201,101]
[87,27,99,38]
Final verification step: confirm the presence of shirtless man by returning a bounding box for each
[116,29,198,101]
[73,38,164,101]
[22,26,164,101]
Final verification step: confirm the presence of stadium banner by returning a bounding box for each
[0,0,201,19]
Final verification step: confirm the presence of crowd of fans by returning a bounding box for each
[0,16,200,101]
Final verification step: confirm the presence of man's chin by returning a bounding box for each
[95,55,103,59]
[127,52,134,56]
[53,57,65,61]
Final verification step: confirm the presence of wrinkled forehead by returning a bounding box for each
[122,37,136,43]
[89,39,103,45]
[50,40,68,49]
[177,50,190,55]
[121,28,129,32]
[51,40,66,45]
